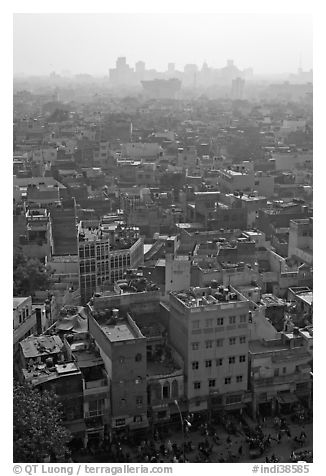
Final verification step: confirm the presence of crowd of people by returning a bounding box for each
[71,411,312,463]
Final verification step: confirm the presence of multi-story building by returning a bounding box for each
[13,297,37,355]
[78,222,144,304]
[288,217,313,265]
[87,306,148,434]
[249,331,312,418]
[18,335,85,441]
[169,284,250,415]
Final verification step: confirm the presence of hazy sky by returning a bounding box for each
[13,13,313,76]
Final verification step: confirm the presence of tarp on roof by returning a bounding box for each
[55,312,87,333]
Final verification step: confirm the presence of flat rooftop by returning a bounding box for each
[100,322,139,342]
[20,335,64,359]
[172,285,246,308]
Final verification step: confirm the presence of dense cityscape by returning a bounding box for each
[13,37,313,465]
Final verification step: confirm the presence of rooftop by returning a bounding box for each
[20,335,64,359]
[260,294,286,307]
[172,284,247,309]
[100,322,138,342]
[78,223,140,249]
[13,296,30,310]
[22,360,80,385]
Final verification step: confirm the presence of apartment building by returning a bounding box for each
[78,222,144,304]
[88,307,148,433]
[169,284,250,414]
[249,331,312,418]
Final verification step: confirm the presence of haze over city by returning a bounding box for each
[13,13,312,76]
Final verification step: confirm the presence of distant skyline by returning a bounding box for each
[13,13,312,76]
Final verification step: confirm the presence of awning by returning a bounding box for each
[277,393,299,405]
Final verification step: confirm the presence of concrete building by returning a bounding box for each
[169,284,250,414]
[18,335,85,440]
[88,307,148,433]
[78,222,144,304]
[249,332,312,418]
[288,218,313,265]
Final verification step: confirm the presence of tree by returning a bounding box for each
[13,382,71,462]
[13,251,50,296]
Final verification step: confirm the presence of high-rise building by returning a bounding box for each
[231,77,245,100]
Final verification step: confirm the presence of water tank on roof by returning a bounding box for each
[210,280,218,289]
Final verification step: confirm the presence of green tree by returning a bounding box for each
[13,382,71,462]
[13,251,50,296]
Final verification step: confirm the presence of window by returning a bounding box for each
[158,411,167,419]
[239,355,246,363]
[282,367,287,374]
[205,340,213,348]
[208,379,216,387]
[136,396,143,407]
[163,382,170,399]
[135,353,142,362]
[216,358,223,366]
[120,398,127,407]
[229,337,236,345]
[240,314,247,323]
[274,368,279,377]
[194,381,201,390]
[89,399,105,417]
[192,361,199,370]
[229,356,235,364]
[119,356,125,364]
[206,318,213,327]
[192,320,200,329]
[217,317,224,326]
[236,375,243,383]
[216,339,224,347]
[192,342,199,350]
[205,360,212,368]
[135,376,142,384]
[225,377,231,385]
[229,316,236,324]
[239,336,246,344]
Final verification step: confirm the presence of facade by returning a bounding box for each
[78,222,144,304]
[169,284,250,414]
[88,307,148,433]
[288,218,313,265]
[249,332,312,418]
[13,297,37,353]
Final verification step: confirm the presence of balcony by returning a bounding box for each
[85,378,108,390]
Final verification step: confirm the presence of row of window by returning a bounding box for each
[191,336,246,350]
[192,355,246,369]
[194,375,243,389]
[192,314,247,329]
